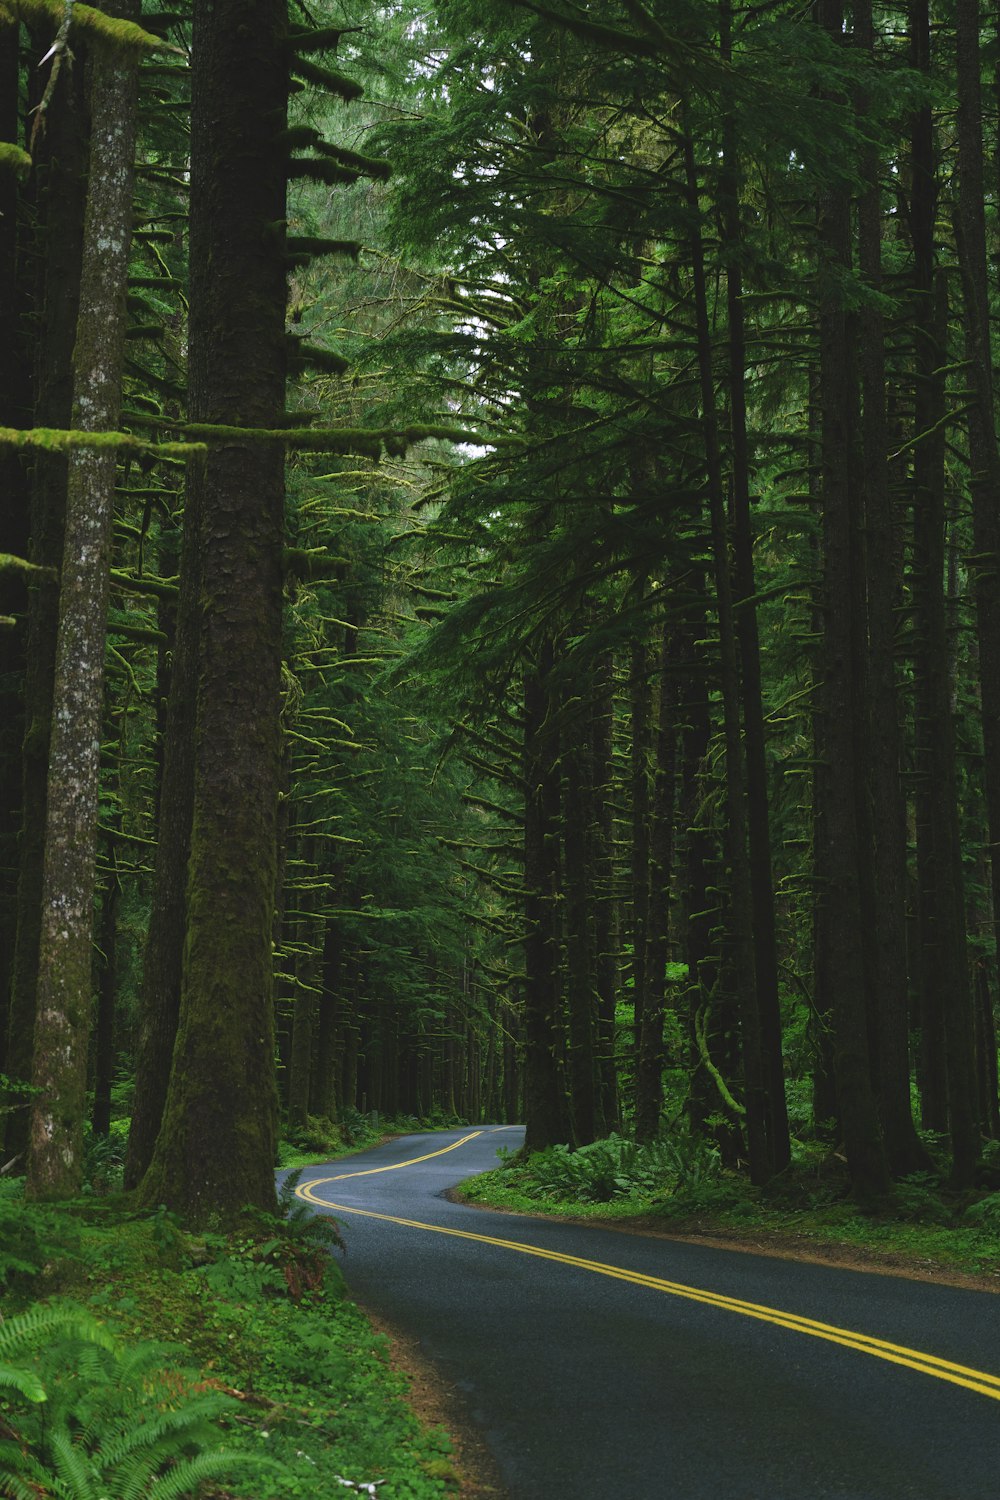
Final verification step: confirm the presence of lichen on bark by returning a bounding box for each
[26,8,140,1200]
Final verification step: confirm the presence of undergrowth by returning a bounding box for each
[0,1171,459,1499]
[462,1130,1000,1281]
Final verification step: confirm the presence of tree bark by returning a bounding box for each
[684,123,772,1183]
[27,17,140,1199]
[522,642,571,1151]
[4,35,88,1168]
[813,0,889,1199]
[136,0,288,1222]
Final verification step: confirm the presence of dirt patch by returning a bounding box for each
[447,1190,1000,1294]
[358,1302,506,1500]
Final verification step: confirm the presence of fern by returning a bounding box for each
[0,1329,282,1500]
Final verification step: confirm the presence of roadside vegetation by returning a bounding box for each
[0,1117,462,1500]
[459,1130,1000,1284]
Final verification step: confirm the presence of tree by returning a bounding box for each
[26,4,143,1198]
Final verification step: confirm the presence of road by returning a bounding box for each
[285,1127,1000,1499]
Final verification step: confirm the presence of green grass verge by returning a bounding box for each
[458,1160,1000,1283]
[0,1179,459,1499]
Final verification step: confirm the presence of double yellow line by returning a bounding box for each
[295,1131,1000,1404]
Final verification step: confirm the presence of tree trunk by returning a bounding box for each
[636,621,676,1144]
[813,0,889,1199]
[27,17,139,1199]
[136,0,288,1222]
[590,649,619,1133]
[949,0,994,1185]
[719,0,790,1176]
[853,0,928,1175]
[123,458,202,1188]
[563,698,597,1145]
[683,123,772,1183]
[4,36,88,1168]
[522,643,571,1151]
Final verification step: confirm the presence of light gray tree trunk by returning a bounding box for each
[27,19,140,1199]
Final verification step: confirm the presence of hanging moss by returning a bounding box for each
[109,568,179,598]
[0,425,204,458]
[286,234,360,262]
[0,0,173,51]
[0,140,31,177]
[287,24,350,53]
[290,55,362,100]
[287,156,362,187]
[286,336,349,376]
[0,552,56,578]
[310,141,390,180]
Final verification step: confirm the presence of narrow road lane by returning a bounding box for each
[284,1129,1000,1498]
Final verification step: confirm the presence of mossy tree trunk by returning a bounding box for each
[4,37,87,1167]
[813,0,889,1200]
[523,642,572,1151]
[136,0,288,1223]
[27,15,140,1199]
[0,18,30,1071]
[123,478,201,1188]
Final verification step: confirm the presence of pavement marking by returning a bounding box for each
[294,1145,1000,1405]
[296,1130,485,1187]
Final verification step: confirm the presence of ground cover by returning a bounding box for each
[457,1134,1000,1288]
[0,1123,465,1500]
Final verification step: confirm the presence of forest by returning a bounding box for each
[3,0,1000,1239]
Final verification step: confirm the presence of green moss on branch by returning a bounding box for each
[0,425,205,459]
[0,140,32,177]
[0,0,179,51]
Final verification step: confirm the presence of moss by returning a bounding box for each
[287,23,348,53]
[0,426,204,459]
[290,55,363,100]
[0,140,32,177]
[285,336,349,376]
[286,234,360,262]
[0,553,56,578]
[287,156,361,187]
[0,0,173,51]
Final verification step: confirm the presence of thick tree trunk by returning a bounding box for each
[137,0,288,1222]
[590,650,619,1133]
[636,621,676,1144]
[4,40,87,1167]
[814,45,889,1198]
[684,125,772,1183]
[629,631,652,1126]
[27,20,140,1199]
[0,19,30,1069]
[91,833,120,1140]
[951,0,995,1182]
[123,484,201,1188]
[522,643,571,1151]
[563,700,597,1144]
[719,0,790,1177]
[853,0,928,1176]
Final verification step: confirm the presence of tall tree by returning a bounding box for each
[136,0,290,1222]
[27,5,142,1198]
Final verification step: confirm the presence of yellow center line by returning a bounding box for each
[297,1130,485,1187]
[293,1136,1000,1405]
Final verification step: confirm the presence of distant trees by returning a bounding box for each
[2,0,1000,1217]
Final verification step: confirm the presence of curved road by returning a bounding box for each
[284,1128,1000,1498]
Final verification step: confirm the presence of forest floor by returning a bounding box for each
[0,1117,475,1500]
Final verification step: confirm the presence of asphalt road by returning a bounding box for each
[284,1128,1000,1499]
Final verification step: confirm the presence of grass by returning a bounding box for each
[457,1138,1000,1284]
[0,1124,468,1500]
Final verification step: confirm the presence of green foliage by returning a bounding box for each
[0,1325,271,1500]
[509,1131,723,1205]
[0,1179,81,1290]
[0,1306,113,1407]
